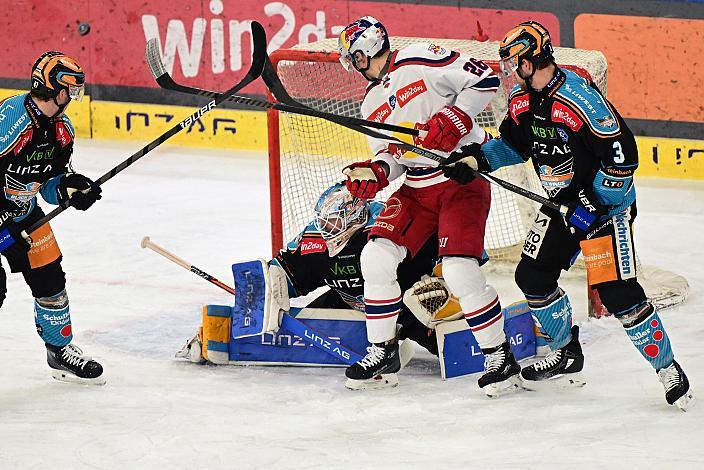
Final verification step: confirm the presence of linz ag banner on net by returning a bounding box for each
[0,1,558,96]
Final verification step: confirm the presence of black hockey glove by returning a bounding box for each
[57,173,102,211]
[565,189,607,232]
[0,217,31,264]
[440,143,491,184]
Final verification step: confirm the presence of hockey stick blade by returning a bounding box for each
[24,22,267,237]
[260,57,568,215]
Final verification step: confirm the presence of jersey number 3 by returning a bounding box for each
[613,141,625,164]
[463,58,489,76]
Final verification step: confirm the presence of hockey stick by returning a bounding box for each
[140,236,364,365]
[148,63,417,137]
[260,58,570,216]
[22,21,267,239]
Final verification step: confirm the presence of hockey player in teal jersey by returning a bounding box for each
[441,21,693,410]
[0,51,104,384]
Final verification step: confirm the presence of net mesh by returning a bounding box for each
[271,37,607,262]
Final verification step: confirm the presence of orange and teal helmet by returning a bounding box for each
[498,21,554,77]
[31,51,85,101]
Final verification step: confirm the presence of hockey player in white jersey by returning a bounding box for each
[338,16,520,395]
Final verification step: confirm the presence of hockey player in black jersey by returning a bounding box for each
[272,183,440,361]
[441,21,693,410]
[0,52,104,384]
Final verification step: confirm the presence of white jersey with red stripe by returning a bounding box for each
[361,42,498,188]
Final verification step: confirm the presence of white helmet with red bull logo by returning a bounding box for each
[338,16,390,73]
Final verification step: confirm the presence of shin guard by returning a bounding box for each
[34,290,72,347]
[618,303,674,371]
[526,288,573,350]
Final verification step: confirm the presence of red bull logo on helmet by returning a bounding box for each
[340,18,374,50]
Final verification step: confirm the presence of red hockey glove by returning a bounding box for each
[343,160,389,199]
[422,106,474,153]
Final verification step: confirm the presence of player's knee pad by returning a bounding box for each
[514,259,560,298]
[360,238,407,285]
[35,289,72,347]
[442,256,504,349]
[595,279,647,316]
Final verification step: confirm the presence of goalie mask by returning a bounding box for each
[338,16,390,75]
[313,183,369,257]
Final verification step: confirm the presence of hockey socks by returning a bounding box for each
[525,288,573,350]
[34,290,72,347]
[618,303,674,371]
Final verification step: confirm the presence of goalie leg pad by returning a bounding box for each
[232,259,288,338]
[442,256,504,350]
[360,238,407,343]
[201,305,231,364]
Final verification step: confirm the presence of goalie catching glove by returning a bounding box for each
[440,143,491,184]
[403,276,463,328]
[343,160,389,199]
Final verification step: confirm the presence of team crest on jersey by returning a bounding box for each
[427,44,446,55]
[596,115,616,128]
[538,157,574,197]
[396,80,427,108]
[509,94,530,124]
[4,174,40,206]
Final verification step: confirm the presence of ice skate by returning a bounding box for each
[46,343,105,385]
[345,342,400,390]
[521,325,586,391]
[658,360,695,411]
[478,342,522,397]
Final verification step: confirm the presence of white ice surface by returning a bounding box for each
[1,140,702,469]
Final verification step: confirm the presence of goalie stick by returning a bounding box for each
[22,21,267,240]
[140,236,365,365]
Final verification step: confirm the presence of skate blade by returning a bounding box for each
[521,372,586,391]
[51,369,106,386]
[484,375,522,398]
[345,373,399,391]
[673,390,695,412]
[399,340,415,370]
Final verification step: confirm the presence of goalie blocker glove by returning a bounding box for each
[57,173,102,211]
[421,106,473,153]
[342,160,390,199]
[565,189,607,232]
[440,143,491,184]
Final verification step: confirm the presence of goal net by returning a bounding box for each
[267,37,688,312]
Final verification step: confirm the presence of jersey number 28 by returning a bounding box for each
[463,58,489,76]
